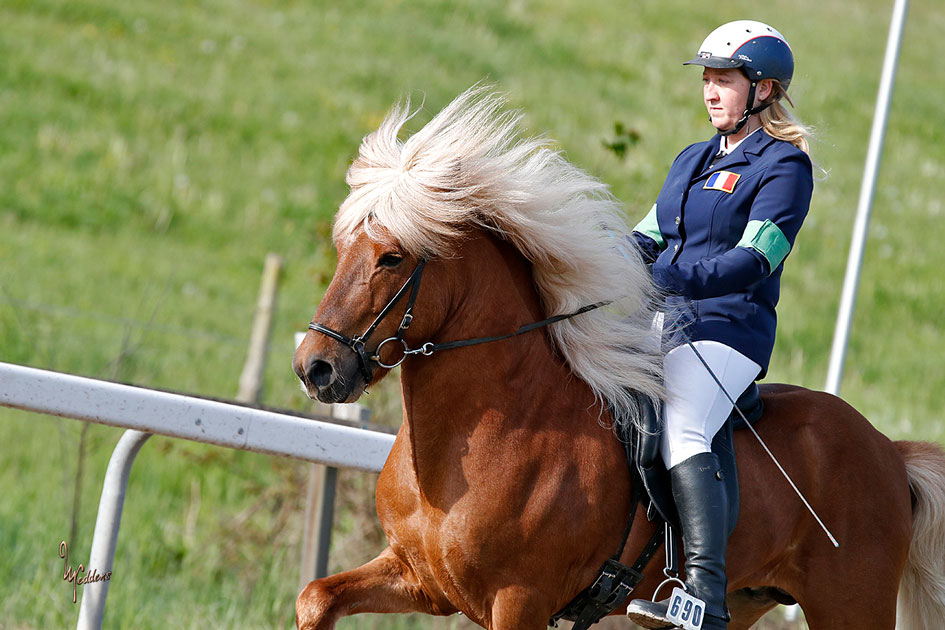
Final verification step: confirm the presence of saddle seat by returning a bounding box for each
[731,382,764,429]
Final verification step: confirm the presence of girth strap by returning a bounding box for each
[557,526,665,630]
[549,417,666,629]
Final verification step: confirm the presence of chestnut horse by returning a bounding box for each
[293,88,945,629]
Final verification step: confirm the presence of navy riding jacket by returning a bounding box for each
[632,129,813,376]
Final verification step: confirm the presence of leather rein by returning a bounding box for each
[308,258,610,386]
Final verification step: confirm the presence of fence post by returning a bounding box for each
[237,253,283,403]
[298,403,369,591]
[299,463,337,589]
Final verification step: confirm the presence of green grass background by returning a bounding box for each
[1,0,943,628]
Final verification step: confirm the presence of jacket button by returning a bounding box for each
[675,216,681,225]
[673,244,679,252]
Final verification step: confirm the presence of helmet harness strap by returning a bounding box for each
[718,79,774,138]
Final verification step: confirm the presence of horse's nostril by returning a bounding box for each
[307,360,334,388]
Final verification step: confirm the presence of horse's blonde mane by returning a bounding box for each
[334,86,665,423]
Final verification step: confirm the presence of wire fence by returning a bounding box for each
[0,295,250,347]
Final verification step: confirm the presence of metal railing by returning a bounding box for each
[0,361,395,630]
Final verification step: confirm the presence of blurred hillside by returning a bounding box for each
[1,1,942,628]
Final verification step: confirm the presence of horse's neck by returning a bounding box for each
[397,235,604,499]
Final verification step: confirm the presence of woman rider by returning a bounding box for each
[624,21,814,630]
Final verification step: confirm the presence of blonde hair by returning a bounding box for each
[334,85,665,426]
[759,83,814,155]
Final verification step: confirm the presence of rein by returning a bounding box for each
[308,258,610,386]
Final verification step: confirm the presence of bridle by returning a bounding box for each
[308,258,428,384]
[308,258,609,387]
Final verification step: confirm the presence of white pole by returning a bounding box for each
[790,1,912,624]
[824,0,910,395]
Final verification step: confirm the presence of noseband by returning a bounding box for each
[308,257,609,388]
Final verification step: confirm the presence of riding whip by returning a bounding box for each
[608,229,840,548]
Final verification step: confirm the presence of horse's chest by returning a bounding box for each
[380,499,485,619]
[376,453,503,615]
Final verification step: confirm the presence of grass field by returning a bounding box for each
[1,0,943,628]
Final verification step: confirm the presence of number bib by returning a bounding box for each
[666,587,705,630]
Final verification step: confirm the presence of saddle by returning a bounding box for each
[548,387,764,630]
[633,384,764,530]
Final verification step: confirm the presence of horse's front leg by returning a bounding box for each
[296,546,454,630]
[489,585,557,630]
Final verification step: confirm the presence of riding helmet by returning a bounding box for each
[684,20,794,91]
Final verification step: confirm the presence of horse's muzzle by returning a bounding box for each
[293,348,363,404]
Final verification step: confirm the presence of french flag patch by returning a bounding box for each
[704,170,740,193]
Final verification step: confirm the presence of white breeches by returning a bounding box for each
[660,340,761,470]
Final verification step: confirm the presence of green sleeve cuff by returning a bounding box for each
[737,219,791,274]
[632,203,665,250]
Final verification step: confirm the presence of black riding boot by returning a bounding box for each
[626,452,730,629]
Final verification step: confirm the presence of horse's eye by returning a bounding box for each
[378,253,403,268]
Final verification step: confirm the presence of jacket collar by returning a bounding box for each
[699,129,777,175]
